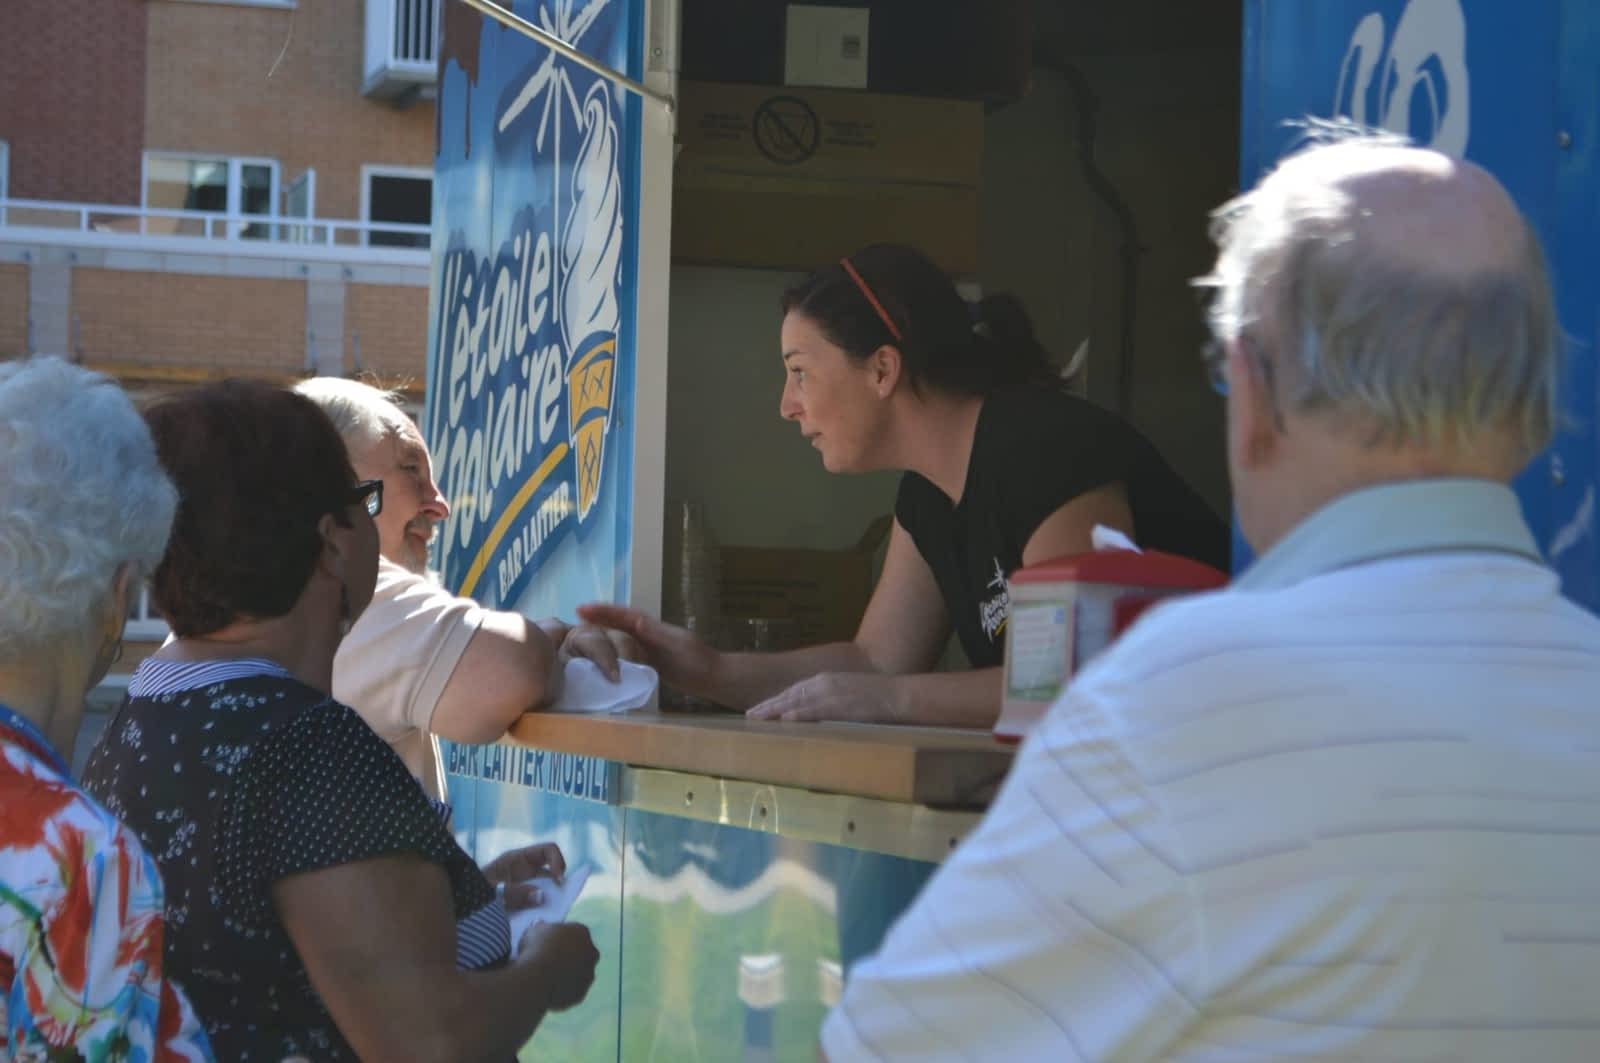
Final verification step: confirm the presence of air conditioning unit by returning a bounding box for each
[364,0,440,102]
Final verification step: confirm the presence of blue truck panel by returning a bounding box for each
[1240,0,1599,609]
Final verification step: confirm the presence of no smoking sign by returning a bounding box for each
[752,96,821,165]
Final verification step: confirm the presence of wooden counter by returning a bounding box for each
[508,710,1015,808]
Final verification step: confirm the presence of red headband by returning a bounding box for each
[839,257,903,342]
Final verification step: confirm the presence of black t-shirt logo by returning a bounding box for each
[978,558,1009,642]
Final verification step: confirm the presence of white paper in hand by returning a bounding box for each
[508,862,594,956]
[1091,524,1142,553]
[550,657,657,713]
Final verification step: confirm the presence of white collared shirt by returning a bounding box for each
[333,558,487,801]
[823,479,1600,1061]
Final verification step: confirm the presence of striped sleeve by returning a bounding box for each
[821,684,1200,1062]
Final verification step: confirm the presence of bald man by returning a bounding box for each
[820,128,1600,1061]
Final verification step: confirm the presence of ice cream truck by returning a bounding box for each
[424,1,1597,1056]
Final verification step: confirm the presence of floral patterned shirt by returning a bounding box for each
[0,706,212,1062]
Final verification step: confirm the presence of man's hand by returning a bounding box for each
[576,603,719,692]
[745,672,905,724]
[481,842,566,910]
[517,922,600,1011]
[558,622,645,682]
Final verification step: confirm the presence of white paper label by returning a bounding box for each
[1007,601,1070,699]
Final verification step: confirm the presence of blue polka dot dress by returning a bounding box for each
[83,661,509,1061]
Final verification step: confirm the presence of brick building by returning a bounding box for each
[0,0,438,391]
[1,0,442,707]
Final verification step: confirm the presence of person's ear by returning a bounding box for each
[316,512,348,579]
[103,561,136,644]
[85,562,136,690]
[1228,338,1281,471]
[870,343,902,398]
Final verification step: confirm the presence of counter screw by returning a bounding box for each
[846,820,856,833]
[948,837,958,849]
[1557,130,1574,149]
[684,790,694,805]
[758,805,768,819]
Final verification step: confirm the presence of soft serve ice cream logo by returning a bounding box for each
[1335,0,1470,155]
[430,0,626,604]
[561,80,624,524]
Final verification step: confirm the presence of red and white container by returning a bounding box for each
[996,549,1228,743]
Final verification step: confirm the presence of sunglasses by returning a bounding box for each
[349,479,384,518]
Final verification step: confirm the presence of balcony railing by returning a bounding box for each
[364,0,440,101]
[0,197,431,254]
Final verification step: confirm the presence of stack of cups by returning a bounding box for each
[661,500,722,709]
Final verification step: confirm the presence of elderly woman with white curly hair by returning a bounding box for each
[0,355,211,1059]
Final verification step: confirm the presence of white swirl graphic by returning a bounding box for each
[561,81,624,355]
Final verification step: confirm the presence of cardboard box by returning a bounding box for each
[672,81,983,275]
[719,515,892,649]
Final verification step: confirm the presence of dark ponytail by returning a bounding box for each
[781,244,1062,397]
[969,292,1061,391]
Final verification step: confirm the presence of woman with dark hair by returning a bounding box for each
[82,381,598,1061]
[585,243,1228,726]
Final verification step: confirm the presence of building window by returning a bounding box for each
[143,153,280,239]
[125,584,169,642]
[362,166,431,248]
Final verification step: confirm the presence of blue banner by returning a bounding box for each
[1240,0,1600,609]
[424,0,644,616]
[423,9,648,1057]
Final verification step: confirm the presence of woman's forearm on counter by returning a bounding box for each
[706,642,878,708]
[889,668,1002,728]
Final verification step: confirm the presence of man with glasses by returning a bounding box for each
[351,478,384,517]
[819,127,1600,1060]
[296,377,635,806]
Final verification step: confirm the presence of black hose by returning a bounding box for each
[1038,58,1145,417]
